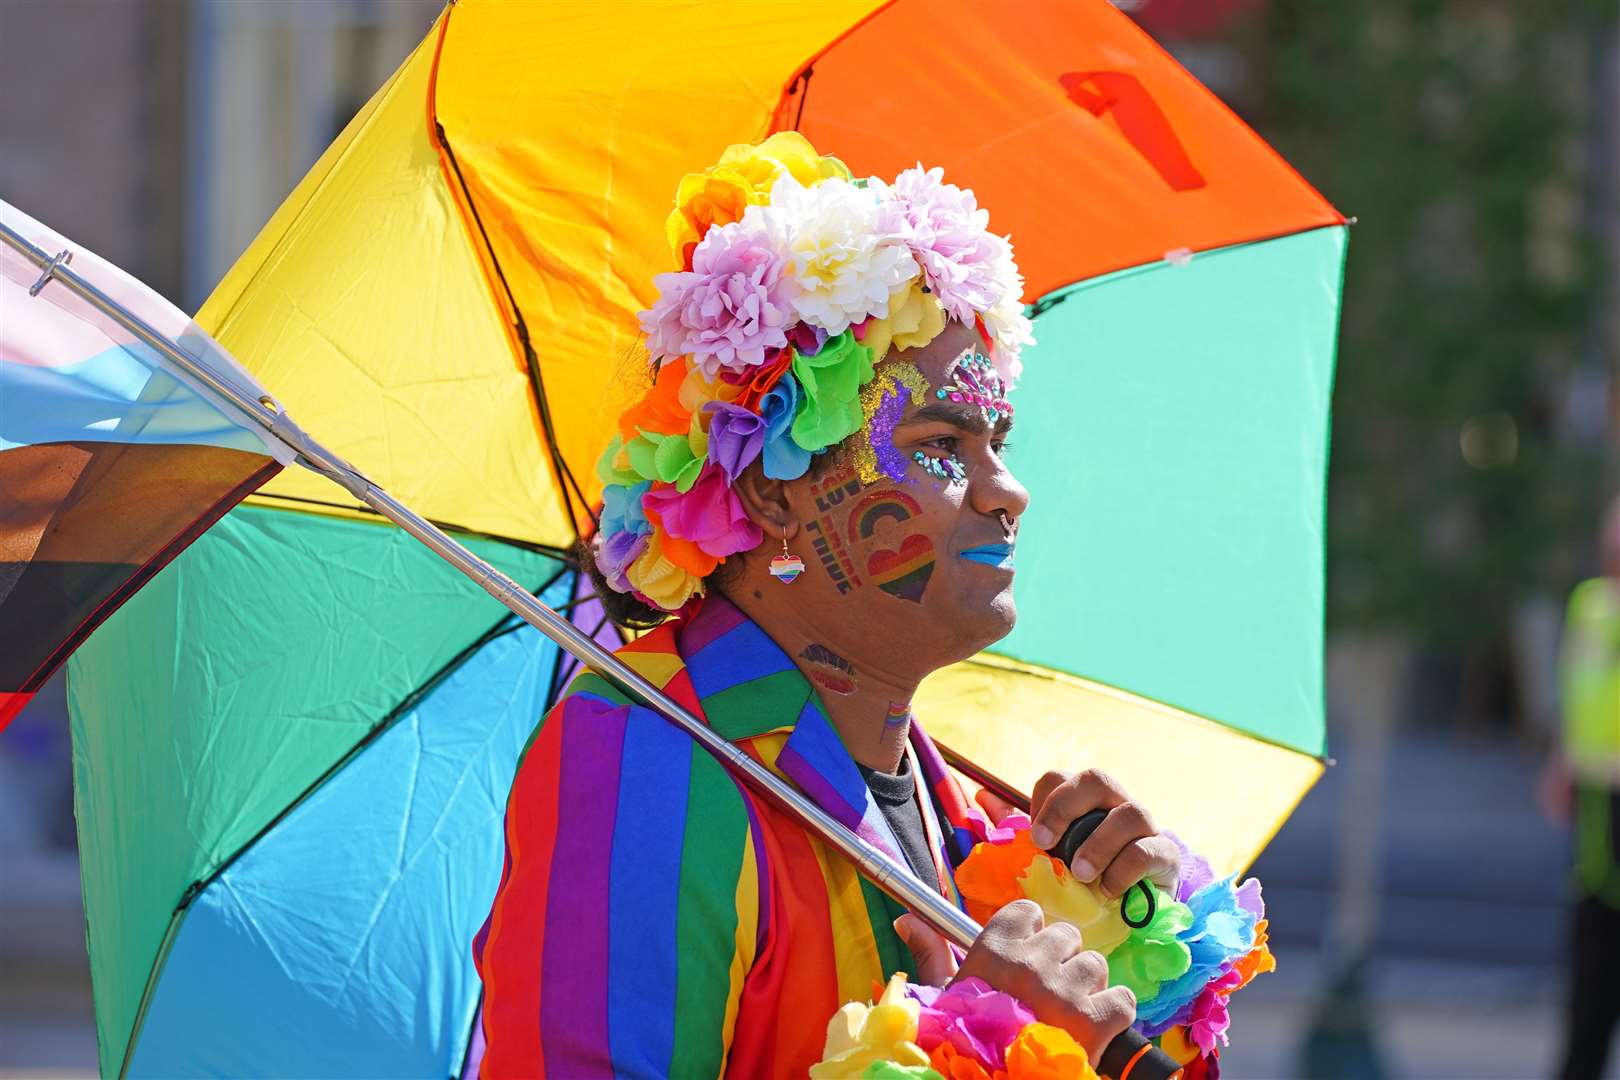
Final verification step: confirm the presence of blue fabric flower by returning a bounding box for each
[759,372,812,480]
[1135,874,1258,1031]
[600,480,653,537]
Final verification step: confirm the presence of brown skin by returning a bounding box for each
[719,320,1178,1054]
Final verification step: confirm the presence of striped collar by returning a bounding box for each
[672,594,973,902]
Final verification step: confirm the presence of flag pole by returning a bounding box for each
[0,218,981,950]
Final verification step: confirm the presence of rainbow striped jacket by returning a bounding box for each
[474,594,985,1078]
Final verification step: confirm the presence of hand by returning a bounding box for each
[1024,769,1181,899]
[895,901,1136,1062]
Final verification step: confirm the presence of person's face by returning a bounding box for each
[777,321,1030,676]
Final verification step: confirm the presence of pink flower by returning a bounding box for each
[641,462,762,559]
[1185,967,1242,1054]
[908,977,1035,1070]
[872,166,1009,325]
[639,213,801,376]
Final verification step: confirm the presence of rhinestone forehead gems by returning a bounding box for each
[936,345,1012,426]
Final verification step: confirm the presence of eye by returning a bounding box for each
[992,439,1012,456]
[921,435,960,454]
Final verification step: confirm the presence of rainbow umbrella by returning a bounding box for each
[68,2,1345,1075]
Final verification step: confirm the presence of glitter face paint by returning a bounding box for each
[854,361,931,485]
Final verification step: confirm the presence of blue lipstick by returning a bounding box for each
[959,543,1015,569]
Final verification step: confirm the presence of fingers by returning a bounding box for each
[974,786,1019,826]
[1079,985,1137,1054]
[893,913,960,986]
[1028,768,1129,850]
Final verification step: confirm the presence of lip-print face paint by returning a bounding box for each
[799,643,858,695]
[936,346,1012,426]
[854,361,930,485]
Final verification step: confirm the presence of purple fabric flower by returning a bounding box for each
[907,977,1033,1070]
[788,322,829,356]
[638,214,800,376]
[594,530,648,593]
[703,401,766,482]
[642,462,762,558]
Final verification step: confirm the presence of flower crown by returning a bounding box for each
[593,132,1034,613]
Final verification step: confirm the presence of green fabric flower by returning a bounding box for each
[596,435,645,487]
[1106,884,1194,1003]
[860,1063,943,1080]
[791,330,875,451]
[623,419,707,492]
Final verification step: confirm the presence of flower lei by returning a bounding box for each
[593,132,1033,612]
[949,815,1276,1080]
[811,971,1103,1080]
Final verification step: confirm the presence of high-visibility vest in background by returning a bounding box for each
[1561,576,1620,907]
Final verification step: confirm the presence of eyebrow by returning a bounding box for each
[903,401,1014,438]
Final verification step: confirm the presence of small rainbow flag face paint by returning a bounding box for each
[769,553,805,583]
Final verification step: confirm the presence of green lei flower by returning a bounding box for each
[620,419,707,492]
[790,329,875,451]
[860,1064,941,1080]
[1105,884,1194,1003]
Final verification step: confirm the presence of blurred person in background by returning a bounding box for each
[1544,494,1620,1080]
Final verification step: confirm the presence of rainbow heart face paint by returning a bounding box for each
[958,542,1015,570]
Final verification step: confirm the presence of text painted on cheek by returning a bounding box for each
[806,471,866,593]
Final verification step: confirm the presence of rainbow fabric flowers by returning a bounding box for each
[812,973,1102,1080]
[952,818,1274,1079]
[592,132,1034,613]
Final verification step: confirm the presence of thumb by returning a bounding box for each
[893,913,959,985]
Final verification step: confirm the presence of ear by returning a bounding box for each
[731,460,800,541]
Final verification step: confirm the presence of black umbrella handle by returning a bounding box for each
[1052,810,1158,929]
[1051,810,1180,1080]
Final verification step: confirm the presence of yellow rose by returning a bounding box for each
[861,282,948,363]
[810,973,931,1079]
[625,529,704,609]
[666,132,850,265]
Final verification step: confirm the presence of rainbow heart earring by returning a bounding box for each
[769,535,805,584]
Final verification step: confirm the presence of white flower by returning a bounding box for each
[765,175,918,335]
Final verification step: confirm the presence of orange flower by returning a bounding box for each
[1229,919,1275,991]
[954,832,1050,925]
[618,360,691,440]
[929,1040,1000,1080]
[732,351,793,413]
[1003,1024,1099,1080]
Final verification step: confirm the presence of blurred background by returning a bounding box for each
[1,1,1615,1076]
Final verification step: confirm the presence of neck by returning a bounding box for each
[722,588,920,774]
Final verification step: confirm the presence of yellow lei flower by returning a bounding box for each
[624,529,703,609]
[665,131,850,264]
[810,973,931,1078]
[861,281,948,363]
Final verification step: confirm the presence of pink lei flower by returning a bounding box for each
[638,213,800,376]
[641,462,763,558]
[872,165,1008,324]
[907,976,1035,1071]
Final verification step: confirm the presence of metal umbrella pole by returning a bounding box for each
[6,221,1179,1080]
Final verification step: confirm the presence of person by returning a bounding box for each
[1548,496,1620,1080]
[472,134,1181,1077]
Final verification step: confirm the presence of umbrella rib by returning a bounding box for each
[430,118,598,537]
[114,563,572,1077]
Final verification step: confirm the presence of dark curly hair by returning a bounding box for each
[582,450,839,631]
